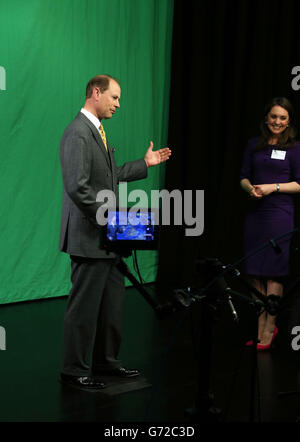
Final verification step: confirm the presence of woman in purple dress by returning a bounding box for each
[240,97,300,350]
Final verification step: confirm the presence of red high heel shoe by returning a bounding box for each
[257,326,278,351]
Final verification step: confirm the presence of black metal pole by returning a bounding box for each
[185,296,221,422]
[249,308,259,423]
[116,258,160,311]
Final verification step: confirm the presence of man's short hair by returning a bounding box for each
[86,75,120,99]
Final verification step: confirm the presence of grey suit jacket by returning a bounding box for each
[59,112,148,258]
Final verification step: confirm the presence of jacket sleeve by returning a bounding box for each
[60,133,102,222]
[116,158,148,183]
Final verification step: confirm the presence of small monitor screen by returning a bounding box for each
[103,208,158,251]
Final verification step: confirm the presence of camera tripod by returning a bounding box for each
[183,258,279,423]
[113,227,298,422]
[115,254,275,422]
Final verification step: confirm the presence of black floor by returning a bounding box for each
[1,281,300,424]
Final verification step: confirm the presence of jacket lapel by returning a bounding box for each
[77,112,111,169]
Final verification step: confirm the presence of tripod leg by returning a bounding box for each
[116,259,161,311]
[250,319,258,422]
[249,307,263,423]
[186,298,221,422]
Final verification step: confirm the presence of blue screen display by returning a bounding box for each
[107,210,155,241]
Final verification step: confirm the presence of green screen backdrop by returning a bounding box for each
[0,0,173,304]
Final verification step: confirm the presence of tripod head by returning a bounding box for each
[168,258,283,319]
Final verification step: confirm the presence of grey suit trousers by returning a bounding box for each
[61,255,125,376]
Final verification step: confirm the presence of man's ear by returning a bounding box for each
[93,87,101,100]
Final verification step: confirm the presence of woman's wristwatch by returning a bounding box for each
[276,183,280,192]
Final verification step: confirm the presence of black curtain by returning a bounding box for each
[157,0,300,291]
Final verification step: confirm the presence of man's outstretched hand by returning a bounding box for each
[144,141,171,167]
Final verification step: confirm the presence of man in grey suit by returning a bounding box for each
[59,75,171,389]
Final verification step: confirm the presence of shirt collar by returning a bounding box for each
[80,108,101,130]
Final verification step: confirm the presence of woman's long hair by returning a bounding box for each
[255,97,297,151]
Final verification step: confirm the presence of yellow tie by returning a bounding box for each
[99,124,108,151]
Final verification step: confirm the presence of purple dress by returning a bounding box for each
[240,138,300,277]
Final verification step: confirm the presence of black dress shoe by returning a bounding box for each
[96,367,140,378]
[60,373,105,389]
